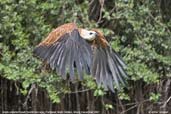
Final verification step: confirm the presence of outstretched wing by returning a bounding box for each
[91,30,128,92]
[91,46,128,92]
[33,23,92,80]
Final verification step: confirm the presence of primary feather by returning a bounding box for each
[33,23,128,92]
[34,23,92,80]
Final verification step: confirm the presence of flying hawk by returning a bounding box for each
[33,23,128,92]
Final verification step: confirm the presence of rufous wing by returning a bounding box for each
[33,23,92,80]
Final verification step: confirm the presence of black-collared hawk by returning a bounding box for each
[33,23,128,92]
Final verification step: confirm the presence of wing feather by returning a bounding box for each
[90,29,128,92]
[69,45,75,81]
[91,45,128,92]
[34,23,128,92]
[49,44,63,69]
[34,23,92,80]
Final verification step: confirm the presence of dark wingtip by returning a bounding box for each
[92,46,128,93]
[33,45,44,58]
[33,45,48,60]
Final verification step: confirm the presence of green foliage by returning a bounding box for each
[118,92,130,101]
[0,0,171,104]
[82,75,97,89]
[46,84,61,103]
[149,92,161,102]
[104,104,113,110]
[0,0,88,103]
[94,88,106,97]
[113,0,171,81]
[127,62,159,83]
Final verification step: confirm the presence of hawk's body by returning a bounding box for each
[34,23,127,92]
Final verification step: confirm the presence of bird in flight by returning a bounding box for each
[33,23,128,92]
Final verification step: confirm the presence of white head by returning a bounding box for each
[79,29,97,41]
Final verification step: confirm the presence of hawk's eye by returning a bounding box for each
[89,32,93,35]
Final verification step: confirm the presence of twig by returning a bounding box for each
[97,0,104,24]
[120,104,138,114]
[120,99,150,114]
[69,88,92,94]
[161,96,171,108]
[23,83,36,107]
[75,83,81,112]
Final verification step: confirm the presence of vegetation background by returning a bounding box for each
[0,0,171,114]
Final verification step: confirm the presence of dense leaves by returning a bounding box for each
[0,0,171,111]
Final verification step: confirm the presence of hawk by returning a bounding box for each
[33,23,128,92]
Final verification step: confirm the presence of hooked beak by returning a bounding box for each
[94,32,98,37]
